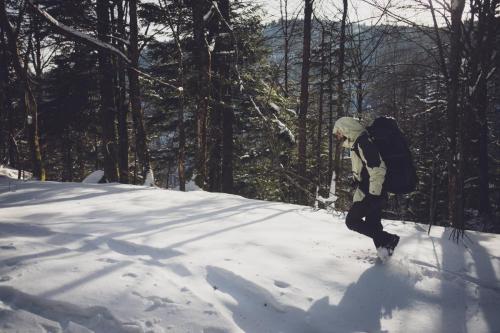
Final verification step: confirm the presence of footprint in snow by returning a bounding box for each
[204,328,230,333]
[274,280,290,289]
[97,258,120,264]
[122,272,138,278]
[132,291,174,311]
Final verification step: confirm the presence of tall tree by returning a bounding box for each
[333,0,348,197]
[467,0,498,226]
[316,24,327,191]
[0,0,45,180]
[190,0,211,189]
[128,0,154,185]
[218,0,234,194]
[0,26,17,167]
[115,0,130,184]
[446,0,466,238]
[162,0,186,191]
[297,0,313,202]
[96,0,119,182]
[280,0,290,97]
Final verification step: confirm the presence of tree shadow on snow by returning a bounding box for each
[206,265,438,333]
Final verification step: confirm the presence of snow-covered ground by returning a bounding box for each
[0,175,499,333]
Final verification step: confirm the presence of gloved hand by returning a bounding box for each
[347,175,359,188]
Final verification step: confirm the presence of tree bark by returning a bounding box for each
[219,0,233,194]
[191,0,211,189]
[280,0,289,97]
[328,26,334,184]
[316,26,326,191]
[128,0,153,184]
[446,0,465,238]
[96,0,119,182]
[207,1,222,193]
[333,0,348,188]
[116,0,129,184]
[0,27,10,164]
[297,0,313,202]
[0,0,45,180]
[475,0,496,225]
[164,1,186,191]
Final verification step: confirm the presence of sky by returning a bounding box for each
[256,0,448,26]
[0,166,499,332]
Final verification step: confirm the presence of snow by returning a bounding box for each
[0,176,499,332]
[0,166,31,180]
[82,171,104,184]
[269,102,281,113]
[174,180,201,192]
[271,116,295,143]
[143,170,155,187]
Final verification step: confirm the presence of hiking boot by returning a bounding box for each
[386,234,400,256]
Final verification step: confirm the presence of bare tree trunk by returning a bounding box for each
[128,0,153,185]
[333,0,348,187]
[280,0,289,97]
[297,0,313,203]
[328,27,334,183]
[0,0,45,180]
[316,26,326,191]
[97,0,119,182]
[446,0,465,238]
[206,1,221,192]
[178,86,186,191]
[164,1,186,191]
[475,0,497,226]
[116,0,129,184]
[62,131,73,182]
[428,0,449,82]
[191,0,211,189]
[207,106,221,192]
[0,27,11,164]
[219,0,234,194]
[495,15,500,231]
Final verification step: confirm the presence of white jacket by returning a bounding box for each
[333,117,386,202]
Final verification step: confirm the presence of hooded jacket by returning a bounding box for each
[333,117,386,202]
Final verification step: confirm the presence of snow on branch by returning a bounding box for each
[106,34,130,47]
[28,1,131,64]
[203,3,217,22]
[272,115,295,144]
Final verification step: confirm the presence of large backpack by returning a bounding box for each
[366,116,417,194]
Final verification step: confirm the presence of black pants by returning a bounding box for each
[346,194,392,248]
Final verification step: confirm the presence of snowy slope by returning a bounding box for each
[0,177,499,333]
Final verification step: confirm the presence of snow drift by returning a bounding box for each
[0,176,499,332]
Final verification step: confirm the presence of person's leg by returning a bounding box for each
[346,199,381,240]
[365,201,391,248]
[365,196,399,250]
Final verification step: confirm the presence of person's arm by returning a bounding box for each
[357,136,386,196]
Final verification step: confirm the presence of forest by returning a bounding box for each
[0,0,499,235]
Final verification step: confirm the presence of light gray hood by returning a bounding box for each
[333,117,365,148]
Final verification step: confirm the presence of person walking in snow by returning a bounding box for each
[333,117,399,259]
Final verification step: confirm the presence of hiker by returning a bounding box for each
[333,116,399,258]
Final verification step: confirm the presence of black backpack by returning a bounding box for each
[366,117,417,194]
